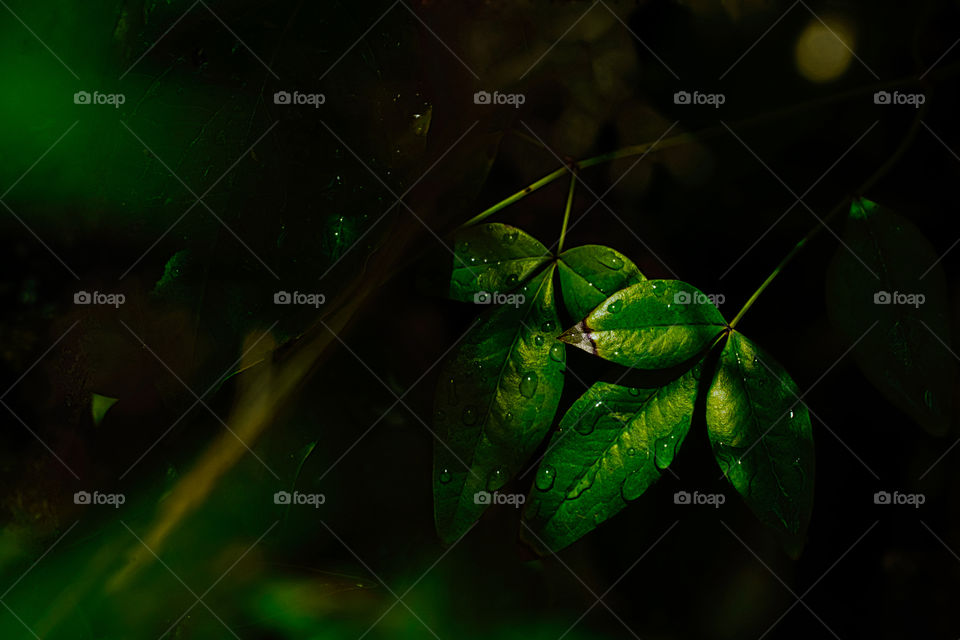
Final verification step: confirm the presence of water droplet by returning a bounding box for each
[506,274,519,287]
[503,231,518,244]
[654,434,678,469]
[462,406,477,425]
[486,466,508,491]
[446,378,458,405]
[627,447,637,456]
[606,300,623,314]
[534,335,545,347]
[597,252,624,270]
[458,241,470,253]
[549,343,565,362]
[627,388,641,397]
[788,410,795,419]
[504,411,513,423]
[541,320,557,333]
[535,465,556,491]
[519,372,539,398]
[439,469,452,484]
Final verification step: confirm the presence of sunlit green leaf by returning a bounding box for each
[826,197,956,435]
[559,279,727,369]
[434,267,566,543]
[449,223,552,303]
[556,245,645,321]
[706,331,814,554]
[522,366,699,553]
[91,393,119,427]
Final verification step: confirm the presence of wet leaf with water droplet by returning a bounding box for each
[559,280,727,369]
[448,223,551,302]
[521,366,700,553]
[706,331,814,556]
[556,245,644,321]
[433,267,565,543]
[826,197,956,435]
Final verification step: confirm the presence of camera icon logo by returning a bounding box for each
[74,291,92,304]
[74,491,92,504]
[873,91,891,105]
[273,491,292,505]
[674,291,692,305]
[873,491,891,505]
[474,91,492,105]
[673,490,692,505]
[673,91,691,105]
[274,291,292,304]
[873,291,891,304]
[474,490,492,505]
[74,91,91,105]
[474,291,492,304]
[274,91,292,105]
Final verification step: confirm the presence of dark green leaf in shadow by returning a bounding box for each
[706,331,814,555]
[449,223,552,303]
[559,280,727,369]
[556,245,645,321]
[826,197,956,435]
[434,266,566,543]
[522,366,700,553]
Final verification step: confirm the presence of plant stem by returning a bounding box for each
[460,60,960,230]
[557,169,577,253]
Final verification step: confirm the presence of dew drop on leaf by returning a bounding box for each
[541,320,556,332]
[519,372,539,398]
[597,252,624,270]
[462,405,477,425]
[627,387,641,397]
[503,231,518,244]
[535,465,556,491]
[439,469,452,484]
[446,377,458,405]
[506,274,519,287]
[606,300,623,314]
[549,343,565,362]
[486,466,508,491]
[534,334,545,347]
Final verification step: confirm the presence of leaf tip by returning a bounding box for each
[558,321,597,355]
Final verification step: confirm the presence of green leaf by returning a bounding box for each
[434,266,566,543]
[522,366,700,553]
[556,245,645,321]
[559,280,727,369]
[826,197,956,435]
[90,393,119,427]
[706,332,814,554]
[449,223,552,303]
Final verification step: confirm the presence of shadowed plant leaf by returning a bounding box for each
[559,280,727,369]
[706,331,814,555]
[434,267,565,543]
[826,197,956,435]
[556,245,645,321]
[522,365,700,553]
[449,223,552,302]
